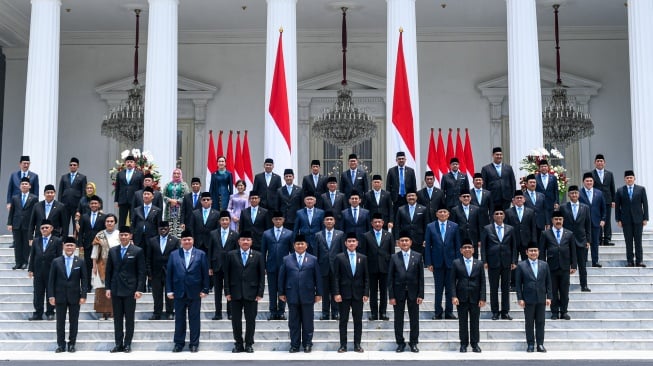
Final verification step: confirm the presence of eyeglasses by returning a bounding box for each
[201,198,211,201]
[69,164,78,166]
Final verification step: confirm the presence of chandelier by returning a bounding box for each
[312,7,376,149]
[101,9,144,145]
[542,4,594,147]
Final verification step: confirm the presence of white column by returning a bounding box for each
[386,0,421,180]
[144,0,178,188]
[628,0,653,230]
[23,0,61,195]
[506,0,543,167]
[264,0,297,177]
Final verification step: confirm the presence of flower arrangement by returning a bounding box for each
[109,148,161,192]
[519,147,568,198]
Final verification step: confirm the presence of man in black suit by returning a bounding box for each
[6,155,39,210]
[224,231,266,353]
[104,226,146,353]
[301,160,328,204]
[388,230,424,353]
[208,211,238,320]
[386,151,417,210]
[278,234,323,353]
[114,155,144,227]
[190,192,220,254]
[481,147,516,210]
[76,195,105,291]
[276,169,303,230]
[540,211,577,320]
[252,158,282,210]
[28,219,63,320]
[450,192,482,259]
[28,184,66,239]
[340,153,369,199]
[615,170,649,267]
[560,185,592,293]
[261,211,293,320]
[505,190,537,290]
[515,242,552,353]
[592,154,616,246]
[441,157,471,211]
[361,213,394,321]
[238,191,271,252]
[7,177,37,270]
[469,172,493,229]
[579,172,607,268]
[417,170,446,219]
[481,209,517,320]
[535,160,559,224]
[394,190,430,254]
[364,174,394,230]
[58,157,87,235]
[48,237,88,353]
[340,190,371,241]
[180,177,202,230]
[132,174,163,216]
[315,211,345,320]
[333,232,369,353]
[451,239,486,353]
[131,187,162,249]
[319,176,347,224]
[166,230,210,353]
[524,174,548,237]
[147,221,180,320]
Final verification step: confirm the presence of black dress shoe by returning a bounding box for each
[332,314,339,320]
[592,263,602,268]
[28,315,43,321]
[189,345,198,353]
[537,345,547,353]
[21,263,28,269]
[501,313,513,320]
[551,313,559,320]
[110,345,124,353]
[212,315,223,320]
[320,315,330,320]
[227,315,233,320]
[123,345,132,353]
[368,314,378,321]
[47,314,55,321]
[472,344,482,353]
[55,347,65,353]
[432,314,443,320]
[337,345,347,353]
[289,346,300,353]
[409,344,419,353]
[561,313,571,320]
[581,287,592,292]
[304,345,312,353]
[354,344,364,353]
[527,344,535,353]
[627,262,635,267]
[268,314,276,321]
[245,345,254,353]
[172,345,183,353]
[604,242,615,246]
[166,313,175,320]
[396,343,406,353]
[232,344,244,353]
[12,264,19,270]
[491,313,499,320]
[67,344,76,353]
[279,314,287,320]
[149,315,161,320]
[459,345,467,353]
[445,313,458,320]
[380,314,390,321]
[638,263,647,268]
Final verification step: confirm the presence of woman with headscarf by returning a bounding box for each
[75,182,103,232]
[163,168,190,237]
[209,156,233,210]
[227,179,249,231]
[90,213,120,320]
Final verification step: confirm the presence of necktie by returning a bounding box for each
[476,189,482,204]
[495,164,501,177]
[314,175,318,187]
[297,254,303,268]
[409,205,415,220]
[43,237,48,251]
[542,175,548,189]
[375,191,380,204]
[287,186,292,195]
[399,167,405,196]
[464,205,469,220]
[349,252,356,275]
[265,173,271,186]
[440,222,446,241]
[66,256,72,278]
[598,170,604,183]
[531,260,538,278]
[222,230,228,247]
[351,170,356,184]
[70,173,75,185]
[353,207,358,223]
[203,209,209,224]
[185,250,191,269]
[126,169,132,184]
[121,246,127,259]
[556,229,561,244]
[45,203,51,218]
[530,191,536,204]
[572,203,578,219]
[308,209,313,224]
[21,194,26,208]
[22,172,26,179]
[144,205,150,218]
[242,251,248,266]
[330,192,335,205]
[497,226,503,242]
[160,236,166,254]
[453,172,458,180]
[326,231,332,248]
[428,188,433,199]
[91,212,96,228]
[465,259,472,276]
[275,228,281,241]
[404,252,410,270]
[376,231,381,246]
[517,206,523,222]
[251,207,257,223]
[629,186,633,200]
[193,193,198,207]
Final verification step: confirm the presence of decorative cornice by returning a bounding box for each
[0,0,29,47]
[96,73,218,104]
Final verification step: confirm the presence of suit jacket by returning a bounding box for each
[440,171,471,209]
[238,206,271,251]
[48,255,88,304]
[293,207,325,253]
[252,171,282,210]
[146,235,180,278]
[450,204,482,245]
[301,174,328,202]
[6,170,39,204]
[58,172,87,209]
[28,200,66,239]
[339,169,369,199]
[539,228,577,271]
[363,189,394,225]
[223,248,266,301]
[333,251,370,300]
[190,208,220,251]
[341,206,371,240]
[28,236,63,275]
[535,173,559,220]
[417,186,446,219]
[387,250,424,301]
[481,163,516,203]
[7,193,38,229]
[131,205,162,246]
[451,257,486,304]
[77,211,106,249]
[560,202,592,247]
[516,259,552,305]
[480,223,518,269]
[523,190,547,230]
[394,203,430,251]
[132,190,163,216]
[504,206,537,250]
[386,165,417,203]
[208,228,238,272]
[104,243,146,297]
[592,169,616,204]
[615,185,649,224]
[316,229,345,277]
[424,220,461,269]
[180,191,202,228]
[278,252,323,304]
[276,185,303,225]
[165,247,210,298]
[579,188,607,228]
[261,227,294,272]
[318,191,348,223]
[114,169,144,205]
[360,229,394,274]
[469,187,494,228]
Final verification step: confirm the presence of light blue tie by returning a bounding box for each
[376,231,381,246]
[428,188,433,199]
[21,194,26,208]
[160,236,166,254]
[399,167,405,196]
[464,205,469,220]
[297,254,303,268]
[465,259,472,276]
[497,226,503,242]
[531,260,538,278]
[353,207,358,223]
[265,173,271,186]
[251,208,257,223]
[275,228,281,241]
[66,256,72,278]
[404,252,410,270]
[556,229,561,244]
[45,203,51,218]
[193,193,198,207]
[287,186,292,195]
[185,250,191,269]
[327,231,332,248]
[70,173,75,185]
[203,209,209,225]
[517,206,523,222]
[495,164,501,177]
[330,192,335,205]
[629,186,633,200]
[126,169,132,184]
[121,246,127,259]
[530,191,536,204]
[476,189,482,204]
[349,252,356,275]
[43,237,48,251]
[409,205,415,221]
[572,203,578,219]
[440,222,446,241]
[222,230,228,247]
[351,170,356,184]
[144,205,150,218]
[242,251,248,266]
[91,212,96,228]
[308,209,313,224]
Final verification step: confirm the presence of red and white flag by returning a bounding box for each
[242,131,254,190]
[226,130,234,176]
[206,130,218,187]
[463,128,476,182]
[455,128,467,176]
[234,131,245,185]
[427,128,438,175]
[266,30,292,172]
[217,130,224,158]
[436,129,447,185]
[446,128,455,166]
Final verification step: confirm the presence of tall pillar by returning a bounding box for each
[506,0,543,167]
[387,0,421,179]
[23,0,61,195]
[144,0,178,188]
[627,0,653,230]
[264,0,297,176]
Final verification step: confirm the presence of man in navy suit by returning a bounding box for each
[441,157,471,211]
[28,219,63,320]
[113,155,144,227]
[615,170,649,267]
[276,169,303,230]
[7,177,37,269]
[592,154,616,246]
[319,176,347,224]
[388,230,424,353]
[361,212,394,321]
[560,186,592,293]
[341,190,371,241]
[261,211,293,320]
[238,191,271,252]
[481,147,516,210]
[524,174,548,237]
[535,160,559,224]
[208,211,239,320]
[515,242,552,353]
[425,207,461,320]
[293,194,324,255]
[579,172,607,267]
[395,190,431,254]
[77,195,105,291]
[315,211,345,320]
[58,157,87,235]
[364,174,394,230]
[278,234,323,353]
[48,237,88,353]
[6,155,39,210]
[147,221,180,320]
[339,154,369,199]
[252,158,282,210]
[166,230,210,353]
[180,177,202,230]
[386,151,417,210]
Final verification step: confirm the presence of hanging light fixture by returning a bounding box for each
[542,4,594,147]
[312,7,377,149]
[101,9,145,145]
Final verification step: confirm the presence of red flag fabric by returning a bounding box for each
[243,131,254,188]
[226,130,234,174]
[427,128,437,175]
[463,128,476,181]
[446,128,455,165]
[455,128,467,175]
[206,130,218,187]
[268,31,291,152]
[391,31,416,163]
[234,131,245,185]
[217,130,224,159]
[436,129,447,184]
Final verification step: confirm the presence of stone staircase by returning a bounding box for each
[1,234,652,352]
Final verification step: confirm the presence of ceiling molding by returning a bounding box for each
[0,0,29,47]
[298,68,386,90]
